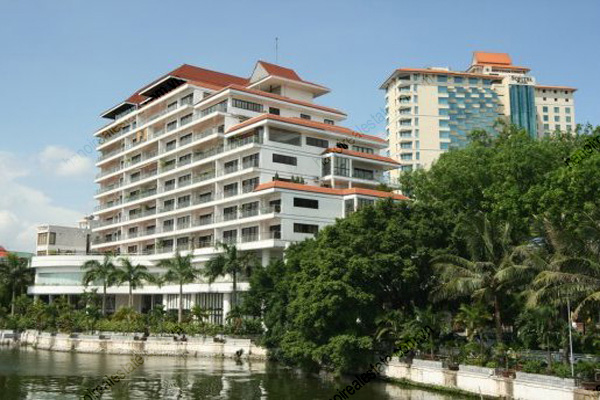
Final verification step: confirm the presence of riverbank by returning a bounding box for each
[1,329,267,360]
[382,359,600,400]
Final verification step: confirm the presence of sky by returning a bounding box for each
[0,0,598,252]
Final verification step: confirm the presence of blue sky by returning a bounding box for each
[0,0,598,251]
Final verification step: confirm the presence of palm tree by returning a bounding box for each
[114,258,153,308]
[204,243,257,312]
[433,212,522,344]
[82,255,117,316]
[157,251,201,323]
[454,303,492,356]
[0,253,33,315]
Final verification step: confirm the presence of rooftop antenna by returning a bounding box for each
[275,37,279,64]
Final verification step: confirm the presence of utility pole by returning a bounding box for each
[566,297,575,377]
[275,37,279,64]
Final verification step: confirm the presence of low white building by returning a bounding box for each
[28,60,405,322]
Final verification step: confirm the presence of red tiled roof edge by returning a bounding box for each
[254,181,408,200]
[323,148,399,165]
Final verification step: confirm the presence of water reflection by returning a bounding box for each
[0,348,467,399]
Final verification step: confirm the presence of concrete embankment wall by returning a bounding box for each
[383,359,600,400]
[1,330,267,360]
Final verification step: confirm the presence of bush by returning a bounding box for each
[521,359,547,374]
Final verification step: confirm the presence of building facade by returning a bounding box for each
[382,52,576,176]
[28,61,404,321]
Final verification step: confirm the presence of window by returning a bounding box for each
[232,98,263,112]
[242,177,259,193]
[242,153,259,168]
[306,137,329,148]
[357,198,375,209]
[566,116,572,123]
[224,160,238,174]
[223,229,237,244]
[294,197,319,209]
[352,145,374,154]
[439,131,450,139]
[166,120,177,132]
[543,115,549,122]
[177,216,190,228]
[454,77,463,83]
[438,86,448,94]
[180,94,193,105]
[400,153,412,161]
[273,154,297,166]
[167,101,178,111]
[163,220,174,231]
[224,182,238,197]
[294,223,319,234]
[567,125,572,131]
[269,225,281,239]
[469,78,478,84]
[180,133,192,145]
[268,107,280,115]
[198,192,213,203]
[37,232,48,245]
[197,213,212,226]
[241,202,259,217]
[178,174,191,186]
[544,124,550,130]
[178,195,190,208]
[224,206,238,221]
[49,232,56,245]
[324,119,334,125]
[555,124,560,131]
[400,142,412,149]
[554,116,560,122]
[300,114,311,120]
[439,98,448,105]
[542,106,548,113]
[437,75,447,83]
[241,226,259,242]
[180,113,193,125]
[440,143,449,150]
[179,154,192,165]
[554,107,560,113]
[163,199,175,211]
[565,107,571,114]
[345,199,355,216]
[269,128,301,146]
[166,140,176,151]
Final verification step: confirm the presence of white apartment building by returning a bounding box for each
[28,61,404,322]
[382,52,576,177]
[35,218,94,256]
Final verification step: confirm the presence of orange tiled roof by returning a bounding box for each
[473,52,512,66]
[471,64,530,72]
[222,84,346,116]
[323,148,399,165]
[254,181,409,200]
[256,60,328,89]
[535,85,577,92]
[226,114,386,144]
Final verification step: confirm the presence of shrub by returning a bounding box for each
[521,359,546,374]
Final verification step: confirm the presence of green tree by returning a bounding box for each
[454,303,492,356]
[433,213,522,344]
[204,243,257,311]
[114,258,153,308]
[82,255,117,316]
[0,253,33,315]
[157,251,200,323]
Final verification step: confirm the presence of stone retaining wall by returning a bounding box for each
[383,359,600,400]
[6,330,267,360]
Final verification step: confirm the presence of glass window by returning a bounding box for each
[565,107,571,114]
[469,78,478,84]
[437,75,447,83]
[554,116,560,122]
[49,232,56,245]
[324,119,334,125]
[272,154,297,166]
[439,131,450,139]
[543,115,549,122]
[544,124,550,130]
[441,143,449,150]
[439,109,449,116]
[306,137,329,148]
[554,107,560,113]
[180,94,193,105]
[294,223,319,234]
[269,128,301,146]
[300,114,311,120]
[439,98,448,105]
[454,76,463,83]
[38,232,48,245]
[293,197,319,209]
[268,107,280,115]
[232,99,263,112]
[542,106,548,113]
[438,86,448,94]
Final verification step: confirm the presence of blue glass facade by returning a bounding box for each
[438,81,501,149]
[509,84,537,137]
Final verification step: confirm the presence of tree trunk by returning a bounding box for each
[10,289,15,315]
[547,336,552,369]
[129,284,133,308]
[232,271,237,311]
[178,282,183,324]
[102,283,107,316]
[493,296,503,344]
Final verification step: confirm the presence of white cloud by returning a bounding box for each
[39,145,94,177]
[0,151,84,252]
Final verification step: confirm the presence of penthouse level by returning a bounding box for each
[28,60,404,321]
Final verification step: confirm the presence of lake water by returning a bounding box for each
[0,347,469,399]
